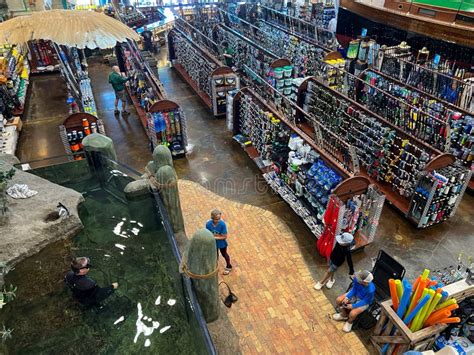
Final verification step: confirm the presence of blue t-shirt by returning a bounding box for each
[346,278,376,308]
[205,220,228,249]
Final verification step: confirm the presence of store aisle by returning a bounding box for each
[157,47,474,305]
[17,73,71,168]
[179,180,368,354]
[87,59,152,172]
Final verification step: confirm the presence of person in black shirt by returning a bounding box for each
[314,233,354,290]
[141,26,154,53]
[65,257,118,307]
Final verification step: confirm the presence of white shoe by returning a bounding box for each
[313,282,324,290]
[343,321,353,333]
[332,313,348,321]
[326,279,335,289]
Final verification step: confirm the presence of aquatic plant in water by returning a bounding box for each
[0,262,16,309]
[1,323,13,344]
[1,285,17,304]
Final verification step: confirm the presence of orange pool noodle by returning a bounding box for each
[412,276,420,294]
[389,279,399,310]
[433,317,461,325]
[425,310,451,326]
[408,279,428,314]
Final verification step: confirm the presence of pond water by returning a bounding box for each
[0,160,210,354]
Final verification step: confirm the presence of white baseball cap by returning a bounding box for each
[355,270,374,283]
[336,232,354,246]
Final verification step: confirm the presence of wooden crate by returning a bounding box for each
[371,300,447,354]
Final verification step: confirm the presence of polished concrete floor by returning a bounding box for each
[17,49,474,306]
[17,73,71,168]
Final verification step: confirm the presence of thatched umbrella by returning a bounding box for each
[0,9,140,49]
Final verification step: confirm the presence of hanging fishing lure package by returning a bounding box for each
[360,70,473,168]
[408,163,471,228]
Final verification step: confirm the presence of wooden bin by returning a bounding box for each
[371,300,447,354]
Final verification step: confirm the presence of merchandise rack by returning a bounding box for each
[407,153,472,228]
[218,9,329,78]
[376,47,472,112]
[59,112,106,160]
[27,40,60,75]
[122,39,166,125]
[232,87,384,249]
[354,68,450,152]
[55,45,98,117]
[146,100,188,157]
[168,24,239,117]
[212,22,293,105]
[214,22,280,80]
[0,44,30,118]
[259,5,337,51]
[120,40,187,157]
[296,76,471,226]
[360,68,474,174]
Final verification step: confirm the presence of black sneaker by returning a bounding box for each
[114,109,120,115]
[122,110,130,116]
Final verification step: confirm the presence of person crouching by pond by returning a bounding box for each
[206,209,232,275]
[65,257,119,307]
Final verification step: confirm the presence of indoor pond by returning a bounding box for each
[0,159,211,354]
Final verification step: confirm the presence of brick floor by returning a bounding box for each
[179,180,369,354]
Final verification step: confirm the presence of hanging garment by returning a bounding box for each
[317,195,340,260]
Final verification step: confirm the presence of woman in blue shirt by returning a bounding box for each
[206,209,232,275]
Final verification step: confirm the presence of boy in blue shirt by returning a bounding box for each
[333,270,375,332]
[206,209,232,275]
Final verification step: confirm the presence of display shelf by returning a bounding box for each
[232,87,384,247]
[174,63,212,109]
[407,153,472,228]
[55,45,98,117]
[126,86,148,128]
[59,112,105,161]
[118,40,187,157]
[0,44,30,119]
[376,46,473,112]
[169,25,239,117]
[360,68,474,170]
[146,100,188,157]
[260,5,337,51]
[27,40,60,75]
[298,77,447,216]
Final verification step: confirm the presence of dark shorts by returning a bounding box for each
[115,90,127,101]
[328,260,338,272]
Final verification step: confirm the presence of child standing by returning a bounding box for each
[206,209,232,275]
[314,232,354,290]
